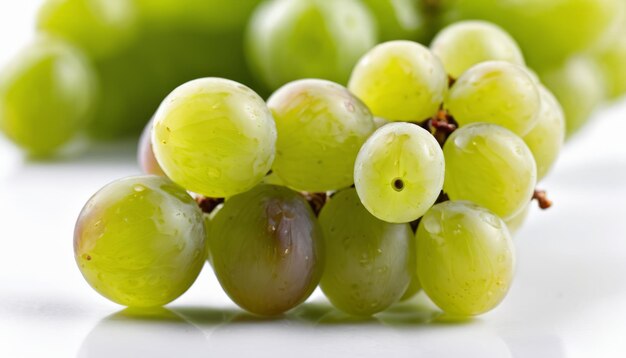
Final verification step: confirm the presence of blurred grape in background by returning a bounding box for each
[1,0,624,158]
[246,0,377,92]
[0,36,96,157]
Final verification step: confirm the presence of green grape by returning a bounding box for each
[137,119,165,176]
[0,38,96,157]
[430,20,525,79]
[539,57,605,137]
[400,266,421,301]
[445,61,540,136]
[451,0,624,70]
[208,185,324,316]
[348,40,448,122]
[443,123,537,220]
[152,78,276,198]
[354,122,445,223]
[361,0,426,42]
[505,204,530,236]
[74,176,207,307]
[37,0,139,59]
[594,35,626,99]
[260,172,286,186]
[134,0,263,32]
[319,188,413,316]
[523,86,566,181]
[416,201,515,316]
[373,117,390,129]
[246,0,377,91]
[267,79,375,192]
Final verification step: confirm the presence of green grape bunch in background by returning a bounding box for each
[1,0,624,157]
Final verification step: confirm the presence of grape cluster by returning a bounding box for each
[76,21,565,317]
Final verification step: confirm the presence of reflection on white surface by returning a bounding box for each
[73,301,568,358]
[78,308,208,358]
[201,306,514,358]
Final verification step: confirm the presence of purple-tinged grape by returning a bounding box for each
[208,185,324,316]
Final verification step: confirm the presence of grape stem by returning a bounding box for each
[301,192,328,216]
[417,109,458,147]
[196,196,225,214]
[448,75,457,87]
[532,190,553,209]
[195,192,328,217]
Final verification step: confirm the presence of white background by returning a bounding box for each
[1,2,626,357]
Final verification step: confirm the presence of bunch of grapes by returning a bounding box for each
[75,21,564,318]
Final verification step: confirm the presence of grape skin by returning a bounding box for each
[594,35,626,100]
[74,176,207,307]
[451,0,624,70]
[260,172,286,186]
[0,38,96,157]
[267,79,375,192]
[152,78,277,198]
[443,123,537,220]
[430,20,525,79]
[137,119,165,176]
[416,201,515,316]
[246,0,377,91]
[354,122,445,224]
[445,61,541,136]
[400,269,421,301]
[134,0,264,31]
[361,0,426,42]
[505,204,530,236]
[319,189,413,316]
[348,40,448,122]
[208,185,324,316]
[37,0,139,59]
[523,86,566,180]
[372,116,390,129]
[539,57,606,136]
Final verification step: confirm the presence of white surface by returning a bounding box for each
[2,2,626,358]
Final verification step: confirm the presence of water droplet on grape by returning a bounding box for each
[423,215,442,235]
[345,101,355,113]
[480,212,502,229]
[207,167,221,178]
